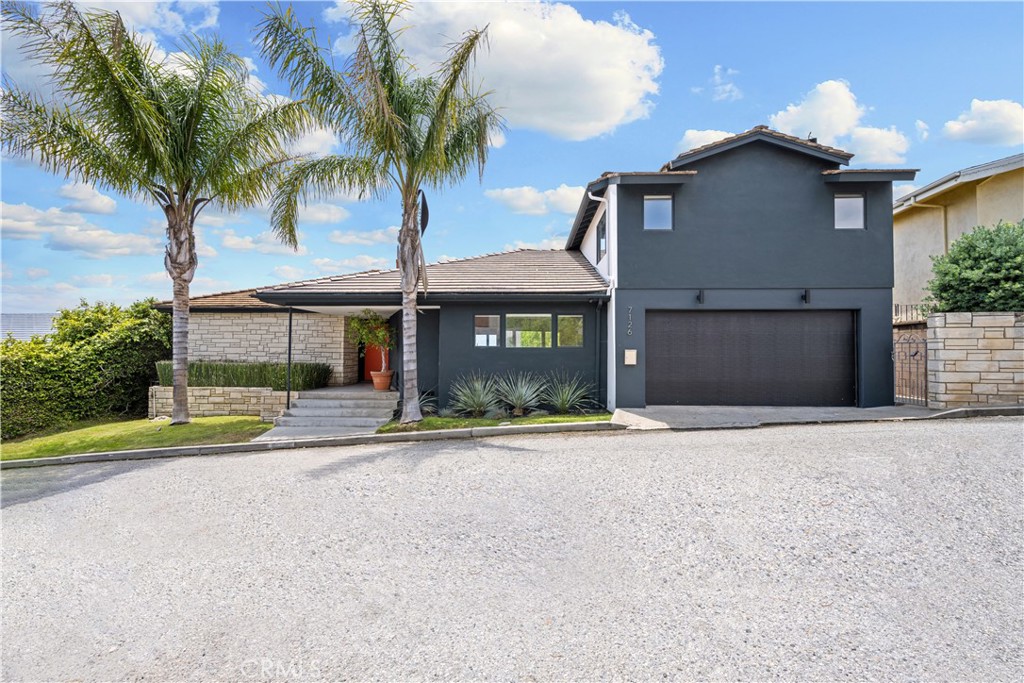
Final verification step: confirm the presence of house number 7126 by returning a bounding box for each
[626,306,633,336]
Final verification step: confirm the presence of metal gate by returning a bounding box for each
[893,333,927,406]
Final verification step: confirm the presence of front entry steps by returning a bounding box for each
[252,385,398,442]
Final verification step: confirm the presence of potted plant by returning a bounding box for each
[348,310,396,391]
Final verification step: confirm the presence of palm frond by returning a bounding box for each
[269,154,389,247]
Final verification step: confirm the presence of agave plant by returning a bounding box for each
[495,371,548,417]
[543,371,596,414]
[448,373,500,418]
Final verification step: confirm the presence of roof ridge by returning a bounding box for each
[671,125,853,165]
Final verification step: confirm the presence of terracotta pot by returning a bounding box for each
[370,370,394,391]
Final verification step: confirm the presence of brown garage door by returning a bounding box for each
[645,310,856,406]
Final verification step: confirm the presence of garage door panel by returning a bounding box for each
[645,310,856,406]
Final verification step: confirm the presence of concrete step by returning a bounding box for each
[252,426,378,441]
[284,407,395,419]
[274,416,390,428]
[289,398,399,410]
[296,388,398,400]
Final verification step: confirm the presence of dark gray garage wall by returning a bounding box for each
[616,143,895,290]
[612,288,894,408]
[435,302,605,410]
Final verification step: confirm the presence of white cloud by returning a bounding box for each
[312,255,390,274]
[219,229,308,256]
[141,272,169,285]
[25,268,49,280]
[893,184,919,201]
[190,276,234,296]
[769,80,910,163]
[328,226,399,246]
[58,183,117,214]
[703,65,742,102]
[942,99,1024,146]
[72,273,119,288]
[289,127,339,156]
[272,265,306,281]
[489,129,507,149]
[301,203,351,224]
[0,202,159,257]
[504,237,566,251]
[81,1,219,34]
[849,126,910,164]
[915,120,930,141]
[676,129,734,154]
[326,1,663,141]
[485,184,584,215]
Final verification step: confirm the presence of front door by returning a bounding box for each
[362,345,386,380]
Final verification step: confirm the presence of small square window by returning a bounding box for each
[505,314,552,348]
[474,315,500,347]
[835,194,865,229]
[596,215,607,263]
[557,315,584,347]
[643,196,672,230]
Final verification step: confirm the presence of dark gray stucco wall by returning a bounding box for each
[433,302,605,410]
[390,309,439,398]
[616,142,895,290]
[611,288,894,408]
[609,141,897,408]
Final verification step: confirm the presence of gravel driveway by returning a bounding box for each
[2,418,1022,681]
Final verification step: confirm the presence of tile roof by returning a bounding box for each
[668,125,853,168]
[258,249,608,299]
[154,288,281,311]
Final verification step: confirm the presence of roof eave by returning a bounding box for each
[824,170,918,183]
[564,178,609,251]
[255,290,610,306]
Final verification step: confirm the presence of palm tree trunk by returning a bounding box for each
[399,198,423,423]
[164,207,198,425]
[170,276,190,424]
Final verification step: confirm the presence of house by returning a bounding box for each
[168,125,916,411]
[892,153,1024,307]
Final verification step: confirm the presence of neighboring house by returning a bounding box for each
[0,313,55,340]
[171,125,915,410]
[892,153,1024,307]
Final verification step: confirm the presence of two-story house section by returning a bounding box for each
[566,126,917,409]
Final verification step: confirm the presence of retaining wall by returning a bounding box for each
[148,386,287,422]
[927,312,1024,409]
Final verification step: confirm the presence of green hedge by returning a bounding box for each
[926,220,1024,313]
[155,360,332,391]
[1,300,171,440]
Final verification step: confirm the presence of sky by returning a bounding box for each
[1,0,1022,313]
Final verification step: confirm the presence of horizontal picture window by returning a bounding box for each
[505,314,552,348]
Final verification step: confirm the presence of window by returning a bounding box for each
[835,194,865,229]
[643,196,672,230]
[474,315,500,347]
[505,314,552,348]
[596,215,607,263]
[557,315,584,347]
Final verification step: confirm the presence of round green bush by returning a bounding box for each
[927,220,1024,313]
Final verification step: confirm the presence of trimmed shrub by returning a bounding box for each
[543,371,596,414]
[155,360,331,391]
[1,300,171,440]
[495,371,547,417]
[448,372,500,418]
[926,220,1024,312]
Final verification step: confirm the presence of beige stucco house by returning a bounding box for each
[893,153,1024,308]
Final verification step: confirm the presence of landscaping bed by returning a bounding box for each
[377,413,611,434]
[1,416,273,461]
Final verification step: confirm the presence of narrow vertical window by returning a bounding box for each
[557,315,584,347]
[474,315,500,347]
[596,215,607,263]
[835,194,865,229]
[643,196,673,230]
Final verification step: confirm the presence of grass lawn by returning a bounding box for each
[377,413,611,434]
[1,416,273,461]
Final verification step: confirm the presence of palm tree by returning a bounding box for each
[257,0,503,423]
[1,0,312,424]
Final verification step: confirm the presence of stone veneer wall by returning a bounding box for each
[188,311,358,386]
[927,312,1024,409]
[149,386,287,422]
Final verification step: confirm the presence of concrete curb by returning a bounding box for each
[0,421,626,470]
